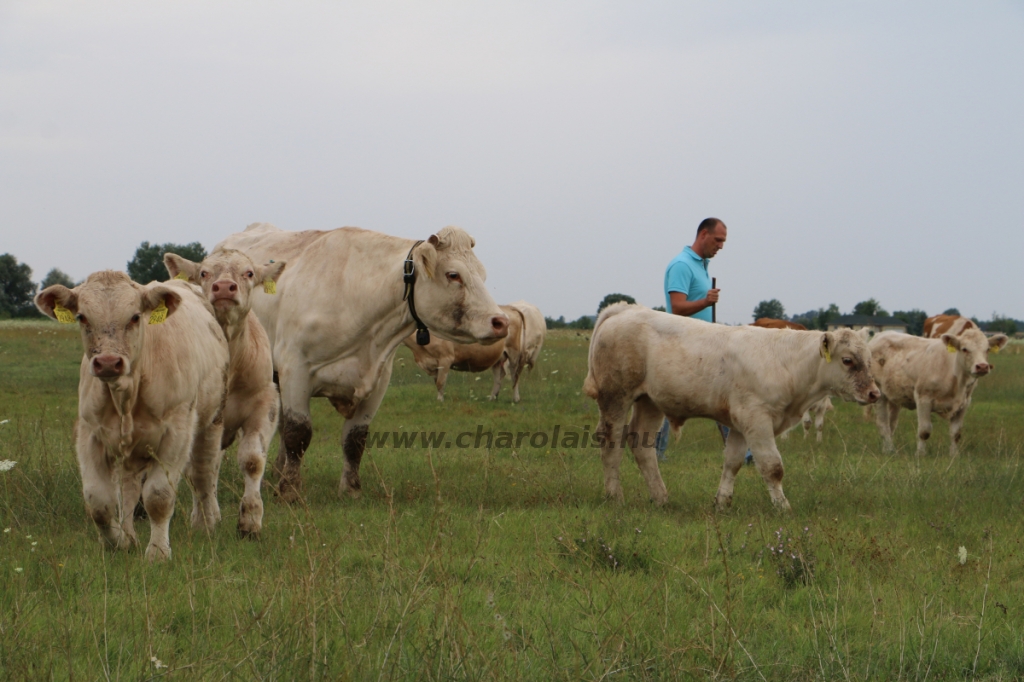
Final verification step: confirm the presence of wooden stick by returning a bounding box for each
[711,277,717,323]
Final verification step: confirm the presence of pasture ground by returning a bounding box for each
[1,320,1023,680]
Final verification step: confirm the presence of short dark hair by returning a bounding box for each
[696,217,724,238]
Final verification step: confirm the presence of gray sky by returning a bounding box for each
[2,1,1022,323]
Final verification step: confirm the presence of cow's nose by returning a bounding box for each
[92,354,125,378]
[867,389,880,404]
[975,363,990,375]
[211,280,238,296]
[491,315,509,337]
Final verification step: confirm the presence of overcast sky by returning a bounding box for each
[2,1,1022,323]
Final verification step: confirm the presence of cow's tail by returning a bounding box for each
[583,301,635,399]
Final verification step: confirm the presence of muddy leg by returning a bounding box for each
[596,399,631,502]
[715,428,748,511]
[745,423,790,510]
[276,368,312,502]
[628,396,668,505]
[489,360,506,400]
[435,365,449,402]
[339,359,393,499]
[79,433,129,551]
[915,396,933,456]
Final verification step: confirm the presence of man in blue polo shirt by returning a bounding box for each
[656,217,727,459]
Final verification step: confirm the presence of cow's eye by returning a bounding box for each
[246,271,254,279]
[446,272,462,283]
[842,357,854,367]
[75,314,87,325]
[200,271,208,279]
[130,314,141,324]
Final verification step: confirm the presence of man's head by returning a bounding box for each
[692,218,727,259]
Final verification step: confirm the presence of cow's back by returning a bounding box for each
[923,314,976,339]
[505,300,545,366]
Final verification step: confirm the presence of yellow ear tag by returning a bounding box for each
[992,346,1000,354]
[148,302,168,325]
[823,349,831,363]
[947,344,956,353]
[263,280,276,295]
[174,272,190,281]
[53,305,76,324]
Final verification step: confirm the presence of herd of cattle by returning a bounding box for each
[31,223,1010,560]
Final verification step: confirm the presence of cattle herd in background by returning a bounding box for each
[31,223,1013,559]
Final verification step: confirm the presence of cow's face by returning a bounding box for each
[409,227,508,344]
[164,249,286,328]
[820,329,879,405]
[35,271,181,381]
[943,330,1007,377]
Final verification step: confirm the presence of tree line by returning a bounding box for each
[0,242,207,319]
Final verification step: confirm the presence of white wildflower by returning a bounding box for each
[0,419,9,425]
[958,546,967,565]
[3,528,10,533]
[0,460,16,472]
[14,567,23,573]
[151,656,166,669]
[550,370,558,374]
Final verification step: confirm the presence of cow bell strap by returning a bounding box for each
[403,240,430,345]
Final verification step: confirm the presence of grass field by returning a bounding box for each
[2,319,1023,680]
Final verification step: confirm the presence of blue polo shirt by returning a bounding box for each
[664,246,712,322]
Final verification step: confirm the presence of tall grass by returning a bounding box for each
[1,321,1022,679]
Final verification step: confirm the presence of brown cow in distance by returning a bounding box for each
[752,317,807,330]
[923,314,976,339]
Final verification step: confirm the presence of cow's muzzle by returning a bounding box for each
[211,280,239,303]
[973,363,991,376]
[91,353,127,379]
[490,315,509,338]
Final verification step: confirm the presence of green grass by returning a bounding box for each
[2,320,1023,680]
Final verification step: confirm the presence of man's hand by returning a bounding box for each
[705,288,720,305]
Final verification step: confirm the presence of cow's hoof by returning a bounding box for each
[237,524,261,540]
[772,498,792,512]
[715,495,733,512]
[276,478,302,503]
[145,544,171,562]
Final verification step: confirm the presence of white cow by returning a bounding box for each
[494,300,546,403]
[216,223,508,500]
[780,396,833,442]
[583,303,879,510]
[164,249,286,536]
[35,272,228,560]
[869,329,1008,455]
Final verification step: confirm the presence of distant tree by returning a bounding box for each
[943,308,960,316]
[127,241,207,284]
[597,293,636,316]
[0,253,39,319]
[545,315,567,330]
[569,315,595,330]
[789,309,816,329]
[752,299,785,321]
[852,298,888,317]
[813,303,841,331]
[41,268,76,289]
[651,305,666,312]
[892,309,928,336]
[985,314,1018,335]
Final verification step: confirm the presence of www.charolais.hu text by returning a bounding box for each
[365,425,661,449]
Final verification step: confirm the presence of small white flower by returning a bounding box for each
[550,370,558,374]
[30,542,37,546]
[14,567,23,573]
[958,546,968,565]
[475,376,481,381]
[0,419,9,425]
[0,460,17,472]
[151,656,166,669]
[3,528,10,533]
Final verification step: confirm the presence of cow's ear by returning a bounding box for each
[257,260,286,286]
[941,333,961,351]
[418,240,438,280]
[164,253,200,283]
[988,334,1009,352]
[35,285,78,322]
[141,283,183,322]
[820,332,835,362]
[857,328,873,343]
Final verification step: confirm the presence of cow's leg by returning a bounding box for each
[276,367,312,503]
[118,469,143,548]
[876,395,895,452]
[628,396,668,505]
[948,404,967,457]
[715,427,749,510]
[744,423,790,510]
[235,392,278,536]
[489,360,506,400]
[187,418,225,530]
[339,360,393,499]
[596,398,631,502]
[814,409,826,443]
[801,411,811,439]
[78,434,129,550]
[915,396,933,456]
[434,364,449,402]
[142,464,179,562]
[510,356,525,404]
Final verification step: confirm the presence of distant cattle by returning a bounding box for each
[780,396,833,442]
[35,273,228,560]
[404,300,545,402]
[752,317,807,331]
[923,314,976,339]
[164,249,286,536]
[216,223,508,500]
[584,304,878,510]
[869,329,1008,455]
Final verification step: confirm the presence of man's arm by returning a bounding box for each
[670,290,720,316]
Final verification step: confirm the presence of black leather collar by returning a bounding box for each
[403,240,430,345]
